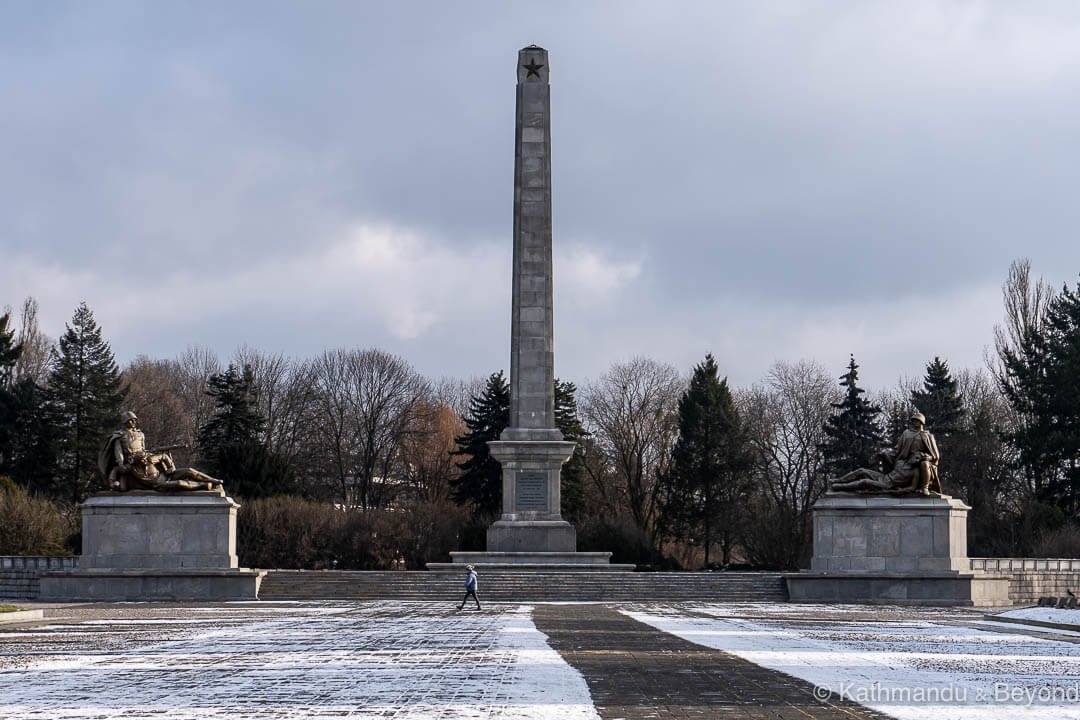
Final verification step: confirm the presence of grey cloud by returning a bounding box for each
[3,1,1080,388]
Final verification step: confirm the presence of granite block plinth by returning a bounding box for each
[41,491,260,601]
[785,572,1011,606]
[810,494,971,574]
[486,519,576,553]
[39,568,265,601]
[787,494,1012,606]
[80,492,239,569]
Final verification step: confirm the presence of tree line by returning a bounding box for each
[1,259,1078,568]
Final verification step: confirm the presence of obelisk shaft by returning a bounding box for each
[505,45,561,441]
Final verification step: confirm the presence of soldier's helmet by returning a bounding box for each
[910,411,926,425]
[120,410,138,422]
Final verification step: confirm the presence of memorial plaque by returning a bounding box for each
[515,471,548,511]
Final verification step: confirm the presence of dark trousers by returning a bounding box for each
[459,589,480,609]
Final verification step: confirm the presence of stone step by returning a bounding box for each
[258,570,788,602]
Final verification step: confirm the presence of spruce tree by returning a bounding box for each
[555,378,589,521]
[911,357,964,438]
[0,311,21,389]
[450,371,510,516]
[910,357,965,494]
[0,310,56,496]
[0,313,23,477]
[47,303,125,503]
[0,378,57,496]
[661,354,754,567]
[198,363,294,498]
[820,355,884,478]
[1001,279,1080,513]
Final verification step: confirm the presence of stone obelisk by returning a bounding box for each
[485,45,577,554]
[442,46,618,568]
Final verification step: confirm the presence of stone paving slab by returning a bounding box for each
[0,602,596,719]
[533,604,893,720]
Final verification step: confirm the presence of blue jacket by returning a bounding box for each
[464,570,478,591]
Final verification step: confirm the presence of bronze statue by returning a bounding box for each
[99,411,223,492]
[828,411,942,496]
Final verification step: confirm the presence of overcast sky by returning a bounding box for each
[3,1,1080,391]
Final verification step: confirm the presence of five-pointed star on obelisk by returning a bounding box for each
[523,59,544,78]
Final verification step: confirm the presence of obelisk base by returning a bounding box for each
[433,437,624,568]
[485,438,575,552]
[487,518,575,552]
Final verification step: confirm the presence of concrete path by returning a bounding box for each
[533,604,892,720]
[3,601,1072,719]
[0,602,596,719]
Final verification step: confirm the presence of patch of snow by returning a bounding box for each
[0,602,599,719]
[996,607,1080,627]
[624,604,1080,720]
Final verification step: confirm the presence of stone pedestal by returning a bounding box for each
[785,495,1010,606]
[486,439,576,552]
[80,493,239,569]
[40,492,264,601]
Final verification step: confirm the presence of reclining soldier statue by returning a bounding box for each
[99,410,224,492]
[828,411,942,496]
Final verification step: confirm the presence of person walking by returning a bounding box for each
[458,564,481,610]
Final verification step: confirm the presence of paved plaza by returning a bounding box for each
[2,601,1080,719]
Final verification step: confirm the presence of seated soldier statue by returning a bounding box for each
[99,410,223,492]
[828,411,942,496]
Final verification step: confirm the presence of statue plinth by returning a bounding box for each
[39,491,264,601]
[79,492,239,569]
[785,494,1010,606]
[485,437,577,552]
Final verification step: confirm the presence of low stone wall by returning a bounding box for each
[0,557,78,600]
[970,558,1080,605]
[4,555,1079,604]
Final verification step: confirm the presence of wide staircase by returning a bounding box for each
[258,570,787,602]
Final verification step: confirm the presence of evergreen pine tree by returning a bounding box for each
[554,378,589,521]
[198,363,294,498]
[660,354,754,567]
[0,378,58,496]
[0,310,56,496]
[1001,279,1080,513]
[47,303,125,503]
[911,357,964,438]
[0,311,21,389]
[910,356,965,494]
[0,312,23,478]
[449,371,510,516]
[820,355,884,478]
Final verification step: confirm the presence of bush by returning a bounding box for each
[576,515,659,567]
[1032,523,1080,558]
[0,478,69,556]
[237,496,468,570]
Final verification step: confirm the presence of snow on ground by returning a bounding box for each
[624,603,1080,720]
[0,602,599,720]
[997,607,1080,627]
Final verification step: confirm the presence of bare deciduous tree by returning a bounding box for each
[580,357,683,545]
[121,355,192,462]
[309,348,432,509]
[399,401,464,505]
[433,375,487,419]
[990,258,1055,388]
[174,346,222,460]
[309,349,355,504]
[12,297,53,386]
[231,345,315,466]
[740,359,838,569]
[346,349,432,509]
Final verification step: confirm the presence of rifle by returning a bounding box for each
[149,443,189,455]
